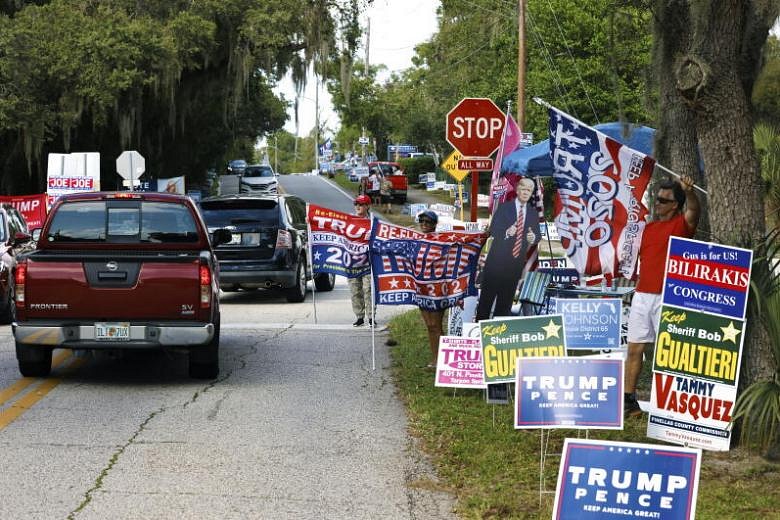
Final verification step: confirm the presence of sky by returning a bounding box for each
[273,0,440,138]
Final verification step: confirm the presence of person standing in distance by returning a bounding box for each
[624,174,700,417]
[349,195,374,327]
[416,210,445,367]
[476,177,541,320]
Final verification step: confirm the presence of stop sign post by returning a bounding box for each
[446,98,505,221]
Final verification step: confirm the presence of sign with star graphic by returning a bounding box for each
[553,439,701,520]
[647,237,752,451]
[479,315,566,384]
[551,297,622,351]
[515,357,624,430]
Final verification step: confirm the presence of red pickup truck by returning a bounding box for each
[12,192,231,379]
[362,161,408,203]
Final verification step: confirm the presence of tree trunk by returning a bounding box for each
[655,1,779,388]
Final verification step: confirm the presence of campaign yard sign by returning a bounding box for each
[647,306,744,451]
[515,358,622,429]
[662,237,752,320]
[435,336,485,389]
[306,204,371,278]
[479,315,566,384]
[553,439,701,520]
[551,298,622,350]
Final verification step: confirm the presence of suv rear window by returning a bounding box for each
[199,199,280,227]
[46,201,199,243]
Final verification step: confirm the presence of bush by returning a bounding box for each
[399,156,437,179]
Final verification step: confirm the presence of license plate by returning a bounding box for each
[228,233,242,245]
[95,322,130,341]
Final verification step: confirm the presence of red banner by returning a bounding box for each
[0,193,48,229]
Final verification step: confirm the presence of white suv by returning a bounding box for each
[240,165,278,194]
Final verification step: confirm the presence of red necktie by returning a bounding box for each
[512,206,525,259]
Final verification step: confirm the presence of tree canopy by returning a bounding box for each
[0,0,363,192]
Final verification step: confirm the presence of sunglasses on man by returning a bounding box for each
[419,219,435,225]
[655,196,677,205]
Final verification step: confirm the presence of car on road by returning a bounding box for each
[240,164,278,194]
[227,159,248,175]
[199,194,335,302]
[0,204,34,324]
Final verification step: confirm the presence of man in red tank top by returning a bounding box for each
[625,174,700,417]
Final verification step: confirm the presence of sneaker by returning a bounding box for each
[352,318,364,327]
[368,319,373,327]
[624,394,642,418]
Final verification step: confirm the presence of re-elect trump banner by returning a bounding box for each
[306,204,371,278]
[553,439,701,520]
[479,315,566,384]
[551,298,622,350]
[0,194,48,229]
[663,237,752,320]
[647,306,744,451]
[435,336,485,389]
[515,358,622,429]
[370,220,485,311]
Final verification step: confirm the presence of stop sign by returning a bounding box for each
[446,98,505,157]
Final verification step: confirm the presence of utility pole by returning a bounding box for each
[274,134,278,174]
[517,0,526,129]
[314,71,319,174]
[365,18,370,74]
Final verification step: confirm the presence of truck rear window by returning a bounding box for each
[46,201,199,243]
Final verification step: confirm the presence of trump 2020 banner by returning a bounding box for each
[549,108,652,279]
[515,358,622,429]
[435,336,485,389]
[662,237,752,320]
[369,220,485,311]
[553,439,701,520]
[647,305,745,451]
[479,315,566,384]
[0,194,48,229]
[306,204,371,278]
[551,298,622,350]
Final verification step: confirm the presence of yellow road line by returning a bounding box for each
[0,350,72,406]
[0,356,86,430]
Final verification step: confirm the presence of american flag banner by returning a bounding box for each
[523,177,547,276]
[369,219,486,311]
[549,108,652,279]
[306,204,371,278]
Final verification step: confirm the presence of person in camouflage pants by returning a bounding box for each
[349,195,374,327]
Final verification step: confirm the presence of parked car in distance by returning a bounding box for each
[240,164,277,195]
[0,204,34,324]
[199,194,335,302]
[227,159,248,175]
[347,166,370,183]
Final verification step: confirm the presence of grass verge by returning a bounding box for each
[386,310,780,519]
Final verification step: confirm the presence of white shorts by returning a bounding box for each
[627,292,662,343]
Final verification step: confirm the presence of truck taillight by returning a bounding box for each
[276,229,292,249]
[199,264,211,308]
[15,261,26,308]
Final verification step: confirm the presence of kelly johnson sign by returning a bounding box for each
[553,439,701,520]
[648,237,752,451]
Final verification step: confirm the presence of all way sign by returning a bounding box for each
[458,158,494,171]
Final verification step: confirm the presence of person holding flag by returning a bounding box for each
[476,177,541,320]
[624,174,700,417]
[349,194,374,327]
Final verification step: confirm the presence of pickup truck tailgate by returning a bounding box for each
[24,256,201,320]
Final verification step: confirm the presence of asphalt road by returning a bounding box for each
[0,176,454,519]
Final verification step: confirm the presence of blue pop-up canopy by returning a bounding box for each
[500,122,656,176]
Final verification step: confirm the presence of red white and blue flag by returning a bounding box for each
[549,108,652,278]
[369,220,486,311]
[306,204,371,278]
[489,112,523,212]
